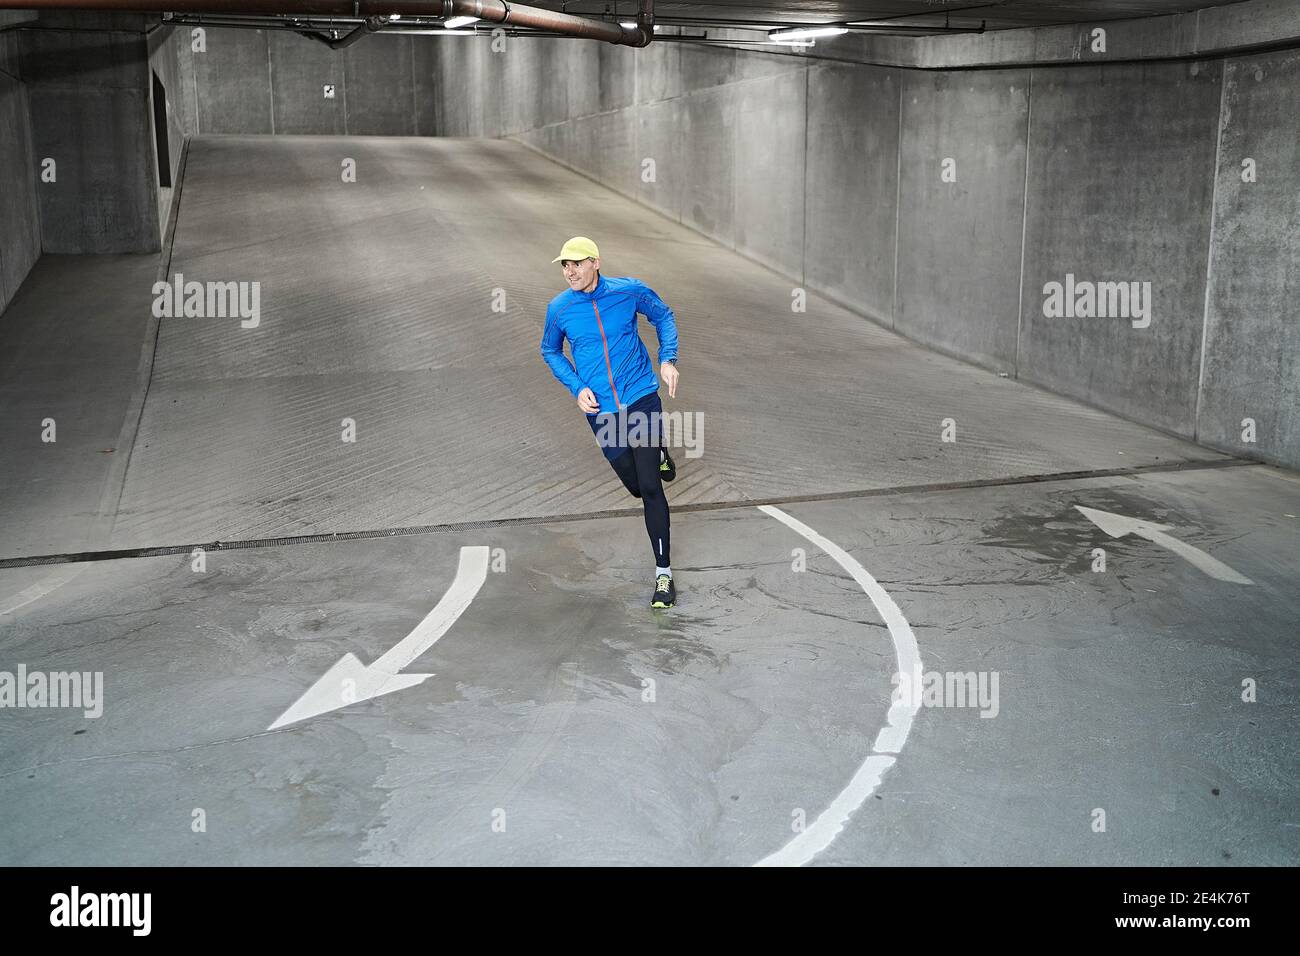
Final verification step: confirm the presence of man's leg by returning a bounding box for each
[609,450,641,498]
[629,443,670,569]
[654,408,676,481]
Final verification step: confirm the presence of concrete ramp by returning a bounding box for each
[110,135,1227,550]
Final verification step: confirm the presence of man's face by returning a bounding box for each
[561,257,600,292]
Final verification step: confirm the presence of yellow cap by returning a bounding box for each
[551,236,600,263]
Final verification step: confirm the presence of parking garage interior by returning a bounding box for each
[0,0,1296,868]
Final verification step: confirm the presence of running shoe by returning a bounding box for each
[651,574,676,608]
[659,447,677,482]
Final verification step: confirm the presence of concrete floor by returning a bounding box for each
[1,464,1295,865]
[0,136,1295,865]
[0,254,157,562]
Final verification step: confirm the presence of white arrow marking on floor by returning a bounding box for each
[1075,506,1253,585]
[269,546,490,730]
[754,505,922,867]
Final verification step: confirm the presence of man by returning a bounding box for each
[540,236,681,608]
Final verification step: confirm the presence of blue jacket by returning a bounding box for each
[541,274,680,415]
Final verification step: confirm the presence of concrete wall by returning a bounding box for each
[1198,51,1300,470]
[896,70,1028,371]
[148,24,198,241]
[422,34,1300,471]
[189,29,433,136]
[0,20,40,314]
[805,63,899,324]
[18,12,160,254]
[0,15,200,313]
[1018,61,1222,436]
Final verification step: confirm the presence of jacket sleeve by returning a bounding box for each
[633,279,679,365]
[540,303,585,398]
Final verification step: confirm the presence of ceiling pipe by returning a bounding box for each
[324,14,387,48]
[0,0,656,46]
[154,13,977,51]
[166,14,733,44]
[159,11,973,39]
[651,15,983,36]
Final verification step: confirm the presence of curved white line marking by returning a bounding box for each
[0,565,88,617]
[753,504,922,867]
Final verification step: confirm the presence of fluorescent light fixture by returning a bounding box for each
[388,13,400,20]
[769,26,847,43]
[619,21,660,31]
[444,15,480,29]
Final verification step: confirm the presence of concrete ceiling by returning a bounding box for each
[553,0,1250,31]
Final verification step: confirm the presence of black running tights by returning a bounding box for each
[609,446,670,567]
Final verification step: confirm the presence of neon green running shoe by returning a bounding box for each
[651,574,676,608]
[659,448,676,482]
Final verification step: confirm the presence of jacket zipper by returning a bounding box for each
[591,301,621,408]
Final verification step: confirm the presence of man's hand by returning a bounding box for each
[577,387,600,414]
[660,361,679,398]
